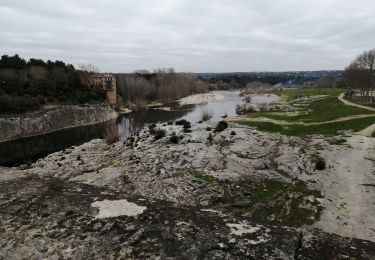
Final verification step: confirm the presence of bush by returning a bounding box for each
[206,127,212,131]
[169,133,179,144]
[175,119,190,125]
[244,95,251,103]
[214,121,228,133]
[201,109,213,121]
[231,131,236,135]
[151,129,166,140]
[148,123,157,129]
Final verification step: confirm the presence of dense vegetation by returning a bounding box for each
[116,69,209,107]
[0,55,106,113]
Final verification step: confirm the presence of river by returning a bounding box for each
[1,91,278,165]
[117,90,243,138]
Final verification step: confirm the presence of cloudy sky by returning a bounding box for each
[1,0,374,72]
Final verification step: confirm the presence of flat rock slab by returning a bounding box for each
[0,174,374,259]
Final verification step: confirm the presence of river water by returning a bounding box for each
[1,91,278,165]
[117,90,243,138]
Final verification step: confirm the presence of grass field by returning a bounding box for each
[236,116,375,136]
[236,88,375,136]
[278,88,342,102]
[344,97,375,109]
[250,97,374,123]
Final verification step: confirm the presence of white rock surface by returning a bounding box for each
[179,93,225,105]
[92,199,146,219]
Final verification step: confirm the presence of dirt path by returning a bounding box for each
[338,93,375,112]
[313,135,375,242]
[230,114,375,126]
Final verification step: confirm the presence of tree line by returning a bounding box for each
[0,55,106,113]
[116,68,209,108]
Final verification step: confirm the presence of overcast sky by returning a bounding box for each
[1,0,374,72]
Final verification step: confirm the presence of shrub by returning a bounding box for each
[148,124,156,130]
[183,128,192,133]
[231,131,236,135]
[183,123,191,129]
[201,109,213,121]
[314,157,326,170]
[175,119,190,125]
[214,121,228,133]
[151,129,166,140]
[206,127,212,131]
[104,124,119,144]
[244,95,251,103]
[169,133,179,144]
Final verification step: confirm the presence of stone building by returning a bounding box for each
[88,73,117,105]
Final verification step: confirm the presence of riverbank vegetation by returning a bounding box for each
[116,69,209,109]
[0,55,106,114]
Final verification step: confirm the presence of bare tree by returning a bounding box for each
[78,64,100,73]
[344,49,375,103]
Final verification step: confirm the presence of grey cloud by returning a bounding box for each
[1,0,374,72]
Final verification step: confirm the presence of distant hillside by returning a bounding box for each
[0,55,106,114]
[196,70,343,87]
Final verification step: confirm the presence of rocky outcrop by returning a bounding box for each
[1,172,374,259]
[0,104,117,142]
[1,121,374,258]
[236,102,299,114]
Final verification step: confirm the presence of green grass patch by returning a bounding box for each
[279,88,342,102]
[190,170,218,184]
[250,180,284,204]
[249,97,374,123]
[223,180,323,226]
[236,116,375,136]
[345,97,375,108]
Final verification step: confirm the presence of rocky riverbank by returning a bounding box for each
[0,104,118,142]
[0,104,118,166]
[1,121,374,258]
